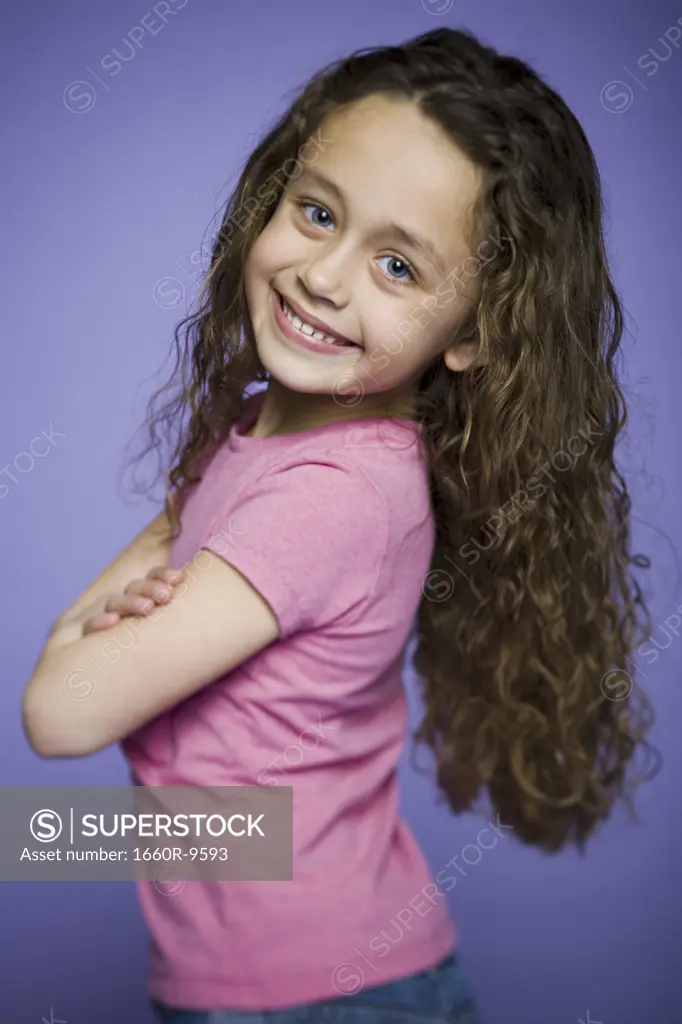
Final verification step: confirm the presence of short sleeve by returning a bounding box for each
[201,457,389,639]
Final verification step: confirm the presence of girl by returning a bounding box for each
[24,25,656,1024]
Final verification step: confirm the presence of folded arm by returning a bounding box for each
[22,548,279,758]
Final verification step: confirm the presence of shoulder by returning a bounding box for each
[219,451,389,548]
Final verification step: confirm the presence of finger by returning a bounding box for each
[147,565,185,585]
[104,594,157,616]
[123,579,173,603]
[82,612,120,635]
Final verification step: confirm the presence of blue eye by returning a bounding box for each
[299,201,334,230]
[375,255,416,287]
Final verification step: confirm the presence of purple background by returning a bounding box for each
[2,0,681,1021]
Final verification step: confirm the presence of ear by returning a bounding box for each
[443,338,479,373]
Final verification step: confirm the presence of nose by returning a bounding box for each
[297,242,353,307]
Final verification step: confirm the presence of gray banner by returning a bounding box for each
[1,785,292,881]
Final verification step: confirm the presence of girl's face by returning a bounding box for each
[244,93,483,422]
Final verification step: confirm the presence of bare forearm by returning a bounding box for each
[54,509,173,630]
[24,619,128,756]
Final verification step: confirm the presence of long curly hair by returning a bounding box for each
[124,26,656,855]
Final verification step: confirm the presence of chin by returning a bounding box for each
[251,341,336,395]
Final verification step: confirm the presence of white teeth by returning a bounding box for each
[281,298,350,346]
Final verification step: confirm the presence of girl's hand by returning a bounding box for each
[81,566,186,635]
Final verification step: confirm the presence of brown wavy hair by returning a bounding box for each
[124,26,656,854]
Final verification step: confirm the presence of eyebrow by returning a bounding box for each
[293,167,449,277]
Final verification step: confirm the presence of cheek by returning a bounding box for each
[370,312,427,364]
[247,208,300,280]
[244,227,282,314]
[364,310,447,382]
[245,229,274,285]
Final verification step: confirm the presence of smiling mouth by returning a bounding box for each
[277,291,361,348]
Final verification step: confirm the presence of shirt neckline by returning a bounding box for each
[227,391,422,453]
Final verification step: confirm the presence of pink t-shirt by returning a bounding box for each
[120,391,457,1011]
